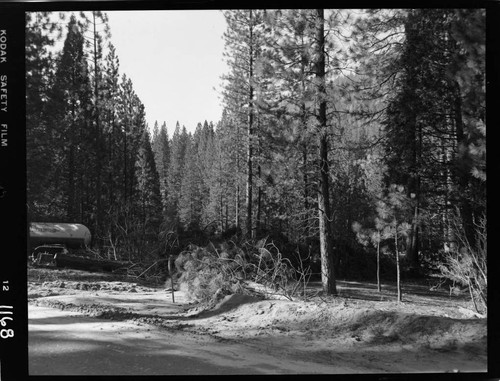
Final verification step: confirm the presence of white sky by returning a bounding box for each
[106,10,228,136]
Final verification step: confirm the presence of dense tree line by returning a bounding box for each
[215,9,485,294]
[27,12,161,261]
[27,10,485,297]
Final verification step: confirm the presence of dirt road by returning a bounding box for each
[29,305,360,375]
[27,268,487,376]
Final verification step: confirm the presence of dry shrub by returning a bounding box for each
[253,241,311,299]
[439,213,487,314]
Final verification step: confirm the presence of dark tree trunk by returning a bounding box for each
[220,193,224,232]
[67,96,76,220]
[256,119,262,235]
[67,145,76,219]
[395,227,402,302]
[235,121,241,230]
[257,163,262,235]
[123,127,128,204]
[235,183,240,229]
[453,83,475,247]
[406,114,421,269]
[245,9,255,239]
[318,135,336,295]
[302,140,311,238]
[108,108,116,209]
[316,9,337,295]
[377,232,381,292]
[93,12,103,236]
[406,201,420,268]
[225,203,229,231]
[301,42,311,240]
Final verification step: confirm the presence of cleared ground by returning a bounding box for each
[28,266,487,375]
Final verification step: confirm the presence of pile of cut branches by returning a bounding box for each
[174,239,313,304]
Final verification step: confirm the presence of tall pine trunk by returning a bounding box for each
[406,201,420,267]
[318,135,336,295]
[406,114,421,268]
[256,119,262,235]
[123,127,128,204]
[453,82,475,247]
[303,145,310,237]
[235,126,241,230]
[301,38,311,240]
[256,163,262,235]
[441,133,455,252]
[219,192,224,232]
[375,230,381,292]
[67,96,76,220]
[245,10,255,239]
[316,9,337,295]
[395,226,402,302]
[93,12,103,236]
[235,183,240,229]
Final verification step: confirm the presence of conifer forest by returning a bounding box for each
[26,10,486,310]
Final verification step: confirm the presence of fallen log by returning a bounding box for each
[54,253,131,273]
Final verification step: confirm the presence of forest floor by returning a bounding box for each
[28,265,487,375]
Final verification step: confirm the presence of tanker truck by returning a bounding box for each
[29,222,129,272]
[29,222,92,266]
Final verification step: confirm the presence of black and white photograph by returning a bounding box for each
[0,2,495,378]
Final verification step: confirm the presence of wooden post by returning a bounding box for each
[377,230,381,293]
[168,255,175,303]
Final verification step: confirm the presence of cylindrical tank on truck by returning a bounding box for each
[29,222,91,248]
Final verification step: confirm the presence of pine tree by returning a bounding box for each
[26,12,63,220]
[45,14,92,223]
[258,9,318,239]
[203,122,225,231]
[379,9,485,265]
[135,128,162,251]
[196,121,215,228]
[313,9,337,295]
[382,10,447,267]
[179,134,203,230]
[204,113,239,233]
[26,11,168,258]
[446,9,486,247]
[151,121,170,210]
[118,74,145,204]
[78,11,111,235]
[223,10,266,238]
[166,122,189,228]
[376,185,413,302]
[102,43,121,210]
